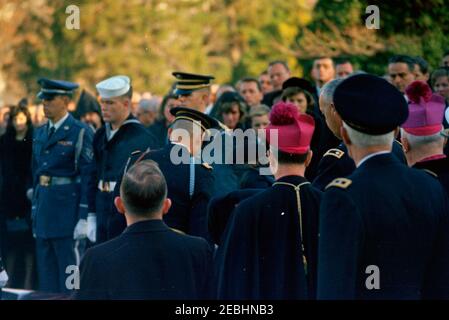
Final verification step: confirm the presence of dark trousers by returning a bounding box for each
[35,237,76,294]
[96,191,114,244]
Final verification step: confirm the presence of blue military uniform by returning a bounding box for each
[318,74,449,299]
[173,72,246,197]
[319,154,449,299]
[32,78,94,293]
[91,75,158,243]
[312,140,407,191]
[112,107,218,241]
[90,114,157,243]
[119,142,215,241]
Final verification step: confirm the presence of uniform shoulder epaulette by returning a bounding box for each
[325,177,352,190]
[202,162,213,170]
[323,148,345,159]
[131,150,142,156]
[422,169,438,178]
[170,227,186,235]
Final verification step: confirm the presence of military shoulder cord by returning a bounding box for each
[272,181,310,275]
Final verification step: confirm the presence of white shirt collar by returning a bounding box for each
[357,151,391,168]
[49,112,69,131]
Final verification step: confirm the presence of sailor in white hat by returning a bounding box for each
[86,76,158,244]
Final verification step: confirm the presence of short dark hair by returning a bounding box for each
[281,87,315,115]
[335,57,352,66]
[159,93,178,119]
[277,150,308,165]
[414,56,429,74]
[388,55,416,72]
[268,60,290,72]
[313,57,335,68]
[120,160,167,216]
[443,50,449,57]
[240,77,262,92]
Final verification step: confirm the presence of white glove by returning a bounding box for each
[87,213,97,243]
[26,188,34,201]
[73,219,87,240]
[0,269,8,288]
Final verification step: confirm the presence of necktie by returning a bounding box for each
[48,126,55,139]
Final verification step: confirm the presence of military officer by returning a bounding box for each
[401,80,449,195]
[318,74,449,299]
[89,75,158,244]
[32,78,94,293]
[312,78,407,191]
[173,71,247,197]
[117,107,217,241]
[216,102,322,300]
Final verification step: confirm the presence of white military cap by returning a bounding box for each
[96,75,131,99]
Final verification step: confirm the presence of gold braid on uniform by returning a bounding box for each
[272,181,310,275]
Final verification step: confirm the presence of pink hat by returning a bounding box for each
[265,102,315,154]
[402,81,445,136]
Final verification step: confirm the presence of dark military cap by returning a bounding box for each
[172,72,215,95]
[334,74,409,135]
[37,78,79,100]
[282,77,315,96]
[170,106,219,131]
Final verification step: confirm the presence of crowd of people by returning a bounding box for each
[1,51,449,300]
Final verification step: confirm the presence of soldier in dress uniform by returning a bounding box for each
[88,75,158,244]
[216,102,322,300]
[172,72,246,197]
[401,80,449,195]
[318,74,449,299]
[31,78,94,293]
[312,78,407,191]
[117,107,217,241]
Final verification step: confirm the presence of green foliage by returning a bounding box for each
[1,0,448,103]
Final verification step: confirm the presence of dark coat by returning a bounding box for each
[207,188,262,246]
[413,155,449,197]
[74,219,213,300]
[312,140,406,191]
[147,118,169,149]
[216,175,322,300]
[0,130,33,219]
[318,153,449,299]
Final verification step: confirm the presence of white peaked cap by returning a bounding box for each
[96,75,131,98]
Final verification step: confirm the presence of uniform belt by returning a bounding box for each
[39,175,80,187]
[98,180,117,193]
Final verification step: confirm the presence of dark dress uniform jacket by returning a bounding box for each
[319,153,449,299]
[90,114,157,241]
[313,140,406,191]
[117,143,215,240]
[413,156,449,197]
[74,220,213,300]
[216,175,322,300]
[32,114,94,238]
